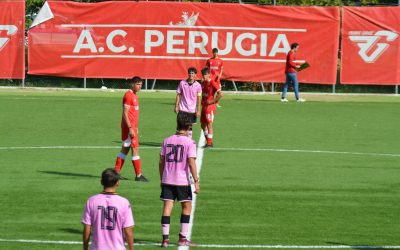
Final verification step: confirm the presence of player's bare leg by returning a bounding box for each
[161,201,174,247]
[207,123,213,146]
[201,123,208,141]
[177,202,194,246]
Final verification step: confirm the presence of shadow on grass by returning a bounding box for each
[112,141,161,147]
[140,141,162,147]
[326,242,388,250]
[39,170,133,181]
[39,171,99,179]
[60,228,81,235]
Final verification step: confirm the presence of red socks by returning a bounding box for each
[207,134,213,145]
[132,156,141,176]
[114,152,126,173]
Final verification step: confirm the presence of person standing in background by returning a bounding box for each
[281,43,305,103]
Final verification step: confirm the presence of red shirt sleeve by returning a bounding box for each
[206,59,210,67]
[123,92,132,106]
[287,51,296,68]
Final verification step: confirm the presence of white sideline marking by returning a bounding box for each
[0,239,399,249]
[210,147,400,158]
[0,145,399,158]
[179,131,206,250]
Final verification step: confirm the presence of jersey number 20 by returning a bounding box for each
[166,144,184,163]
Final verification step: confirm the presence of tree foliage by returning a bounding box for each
[25,0,399,25]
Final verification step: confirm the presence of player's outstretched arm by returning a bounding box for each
[82,224,91,250]
[124,226,134,250]
[188,157,200,194]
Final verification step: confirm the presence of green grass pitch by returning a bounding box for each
[0,89,399,250]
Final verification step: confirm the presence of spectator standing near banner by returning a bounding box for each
[174,67,202,138]
[281,43,306,103]
[159,113,200,247]
[82,168,134,250]
[114,76,149,182]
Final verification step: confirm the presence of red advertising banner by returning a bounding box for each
[29,1,339,83]
[341,7,400,85]
[0,1,25,79]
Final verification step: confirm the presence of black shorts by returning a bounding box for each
[178,111,197,125]
[160,184,193,202]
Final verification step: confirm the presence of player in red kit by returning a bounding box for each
[206,48,224,81]
[206,48,224,107]
[200,67,224,148]
[114,76,149,182]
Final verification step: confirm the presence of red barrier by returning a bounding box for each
[341,7,400,85]
[28,1,339,84]
[0,1,25,79]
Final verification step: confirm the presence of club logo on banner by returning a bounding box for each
[349,30,398,63]
[169,12,199,26]
[0,25,18,51]
[341,7,400,85]
[29,2,339,83]
[0,1,25,79]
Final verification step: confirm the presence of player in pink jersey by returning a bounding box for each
[174,67,202,138]
[200,67,224,148]
[82,168,134,250]
[159,113,200,247]
[114,76,149,182]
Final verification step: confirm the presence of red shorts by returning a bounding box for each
[121,125,139,148]
[201,105,216,124]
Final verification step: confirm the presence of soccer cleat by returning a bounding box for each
[119,176,129,180]
[281,98,289,102]
[296,98,306,103]
[135,175,149,182]
[161,240,169,248]
[203,143,213,148]
[178,238,195,247]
